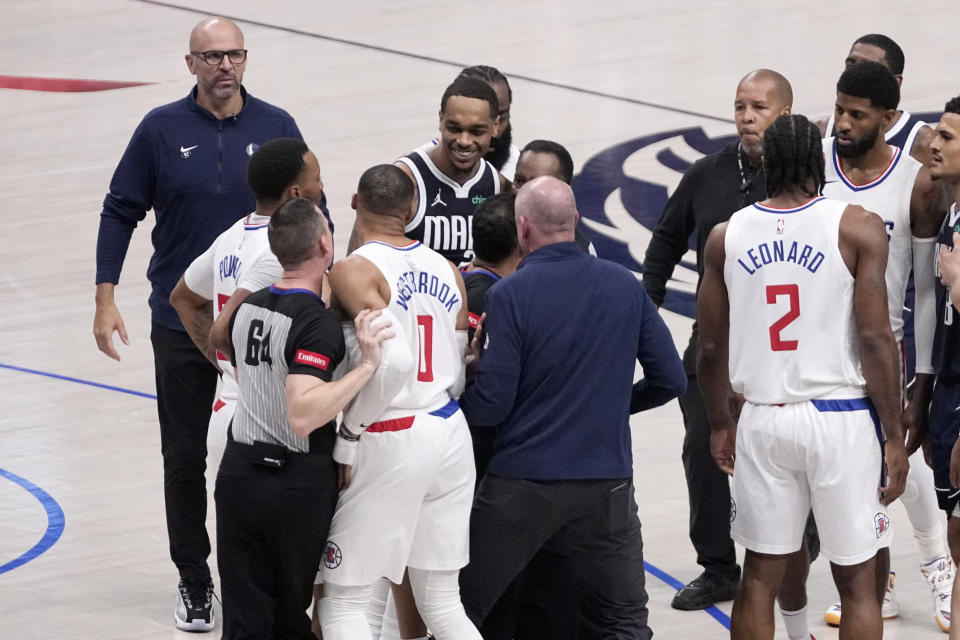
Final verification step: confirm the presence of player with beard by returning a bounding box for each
[396,77,509,266]
[820,61,951,632]
[819,34,935,165]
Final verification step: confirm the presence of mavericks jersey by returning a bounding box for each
[934,204,960,376]
[351,240,464,412]
[725,197,865,404]
[823,138,921,341]
[183,212,282,401]
[397,149,501,265]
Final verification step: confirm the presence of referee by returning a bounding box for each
[217,196,393,639]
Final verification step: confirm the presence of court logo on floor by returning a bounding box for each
[572,127,737,320]
[324,540,342,568]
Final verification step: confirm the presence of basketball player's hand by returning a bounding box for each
[465,312,486,374]
[93,299,129,361]
[903,397,929,456]
[880,440,908,506]
[338,463,352,491]
[938,232,960,290]
[710,424,736,475]
[354,309,395,369]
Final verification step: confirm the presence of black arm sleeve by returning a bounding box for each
[641,165,700,306]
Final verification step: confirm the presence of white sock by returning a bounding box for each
[779,606,809,640]
[914,524,949,566]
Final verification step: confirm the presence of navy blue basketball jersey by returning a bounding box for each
[934,203,960,377]
[397,149,501,265]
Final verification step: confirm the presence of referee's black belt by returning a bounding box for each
[227,423,335,470]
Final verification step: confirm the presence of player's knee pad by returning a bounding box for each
[320,582,376,640]
[407,568,481,640]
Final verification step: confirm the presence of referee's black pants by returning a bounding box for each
[678,374,739,578]
[216,439,338,640]
[461,475,651,640]
[151,322,218,585]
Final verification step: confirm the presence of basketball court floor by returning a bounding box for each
[1,0,958,637]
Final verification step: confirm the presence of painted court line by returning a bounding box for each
[0,361,730,629]
[0,468,66,575]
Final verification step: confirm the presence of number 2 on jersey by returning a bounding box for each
[766,284,799,351]
[417,315,434,382]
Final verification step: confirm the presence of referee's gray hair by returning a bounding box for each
[269,197,328,269]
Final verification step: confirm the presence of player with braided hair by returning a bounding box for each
[699,113,907,640]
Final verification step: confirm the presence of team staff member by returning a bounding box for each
[219,197,392,639]
[459,176,687,638]
[641,69,796,612]
[92,16,303,630]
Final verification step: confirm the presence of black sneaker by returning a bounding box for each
[670,571,740,610]
[175,578,216,632]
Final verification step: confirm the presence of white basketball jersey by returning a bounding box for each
[822,138,921,341]
[351,240,464,412]
[183,213,282,401]
[725,197,865,404]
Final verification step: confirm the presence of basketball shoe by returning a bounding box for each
[920,556,953,632]
[175,578,216,632]
[823,572,898,626]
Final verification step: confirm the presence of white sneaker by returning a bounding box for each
[175,579,216,632]
[921,556,953,632]
[824,572,898,627]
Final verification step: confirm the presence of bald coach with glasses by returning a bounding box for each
[93,16,303,632]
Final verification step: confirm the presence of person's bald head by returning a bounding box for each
[738,69,793,108]
[515,176,578,253]
[185,17,246,107]
[189,17,244,52]
[734,69,793,162]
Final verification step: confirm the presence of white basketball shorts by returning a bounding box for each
[731,398,891,566]
[321,398,475,586]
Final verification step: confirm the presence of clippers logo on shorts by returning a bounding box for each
[294,349,330,371]
[874,512,890,538]
[730,497,737,523]
[324,541,342,569]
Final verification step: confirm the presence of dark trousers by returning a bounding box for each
[151,322,218,584]
[679,375,738,577]
[461,475,651,640]
[216,439,338,640]
[471,430,583,640]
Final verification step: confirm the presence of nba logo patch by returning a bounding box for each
[324,541,342,568]
[874,512,890,538]
[776,218,785,235]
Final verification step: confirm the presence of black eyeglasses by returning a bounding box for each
[191,49,247,65]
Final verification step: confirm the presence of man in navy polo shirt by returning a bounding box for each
[92,16,304,631]
[459,176,687,638]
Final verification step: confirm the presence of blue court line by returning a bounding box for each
[0,360,729,630]
[0,362,157,400]
[644,562,732,629]
[0,468,66,575]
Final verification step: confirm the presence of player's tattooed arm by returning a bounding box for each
[696,223,736,476]
[170,276,219,368]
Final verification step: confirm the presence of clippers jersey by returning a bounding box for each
[826,109,930,155]
[183,212,282,401]
[823,138,922,341]
[397,149,501,265]
[351,240,464,411]
[725,197,865,404]
[934,203,960,377]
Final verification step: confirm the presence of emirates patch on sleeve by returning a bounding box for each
[294,349,330,370]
